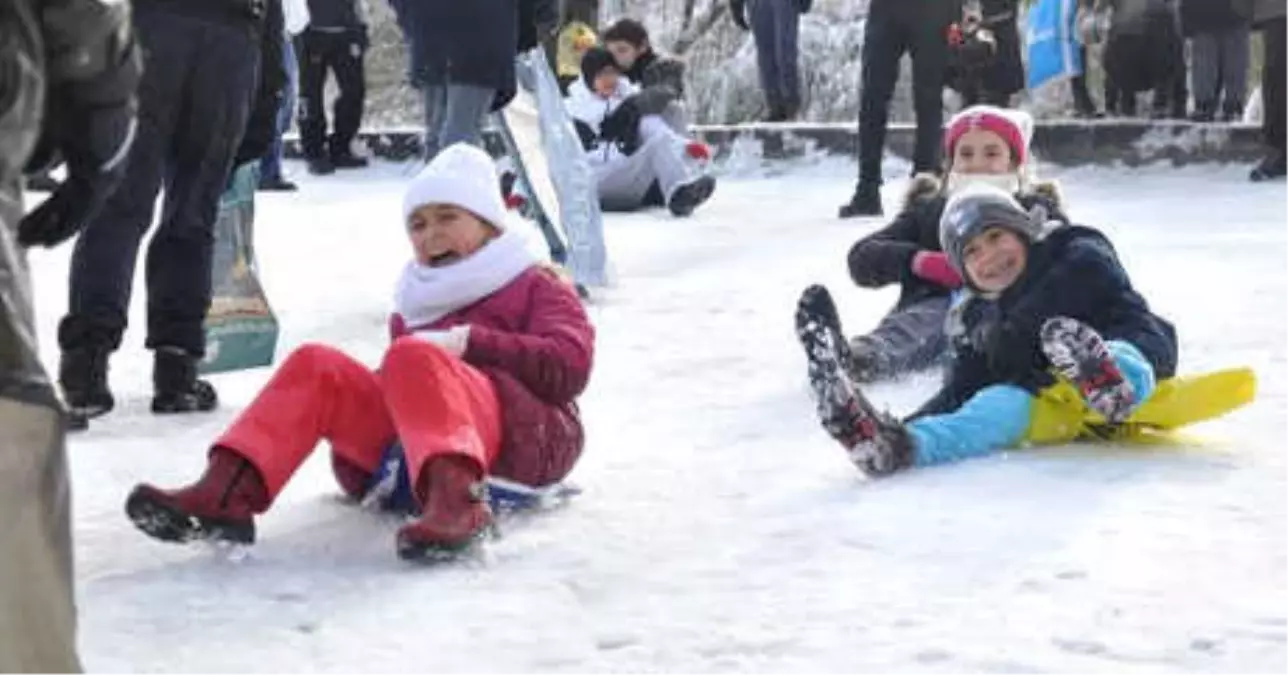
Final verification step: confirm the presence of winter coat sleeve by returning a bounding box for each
[632,56,686,116]
[847,198,940,289]
[464,272,595,404]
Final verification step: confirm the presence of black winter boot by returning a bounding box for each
[668,175,716,217]
[1250,151,1287,181]
[838,180,883,219]
[330,148,369,169]
[152,347,219,414]
[306,155,336,175]
[795,285,915,477]
[59,347,114,422]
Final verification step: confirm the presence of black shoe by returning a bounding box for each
[330,150,369,169]
[1220,102,1242,123]
[1073,106,1104,119]
[1189,102,1216,123]
[152,348,219,414]
[795,285,914,477]
[257,175,298,192]
[306,156,336,175]
[668,175,716,217]
[838,181,882,219]
[25,173,59,192]
[1250,152,1287,182]
[59,348,114,421]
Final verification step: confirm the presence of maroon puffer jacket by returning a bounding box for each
[389,266,594,486]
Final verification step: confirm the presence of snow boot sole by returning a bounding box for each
[125,487,255,545]
[795,285,911,476]
[668,175,716,217]
[1040,316,1136,423]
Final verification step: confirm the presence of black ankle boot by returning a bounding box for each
[838,181,883,218]
[59,348,114,421]
[152,348,218,414]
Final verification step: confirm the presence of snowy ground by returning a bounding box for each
[23,157,1287,672]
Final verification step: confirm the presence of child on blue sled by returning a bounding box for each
[796,183,1178,476]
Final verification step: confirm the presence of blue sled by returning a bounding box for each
[363,442,580,515]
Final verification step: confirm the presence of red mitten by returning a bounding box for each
[685,141,712,161]
[505,193,527,211]
[910,251,963,289]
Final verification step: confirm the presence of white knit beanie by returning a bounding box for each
[402,143,507,230]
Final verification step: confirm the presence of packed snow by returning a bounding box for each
[22,156,1287,672]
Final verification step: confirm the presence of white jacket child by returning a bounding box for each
[564,77,640,165]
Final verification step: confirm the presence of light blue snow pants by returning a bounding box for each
[909,340,1158,467]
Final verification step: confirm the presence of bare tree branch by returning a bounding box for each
[670,0,729,55]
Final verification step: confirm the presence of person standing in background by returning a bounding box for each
[838,0,960,218]
[297,0,369,175]
[731,0,811,121]
[1249,0,1285,180]
[1070,0,1105,117]
[1181,0,1252,122]
[260,0,311,190]
[1,0,140,668]
[57,0,278,425]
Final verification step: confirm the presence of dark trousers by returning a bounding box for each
[296,27,367,159]
[1262,17,1286,154]
[60,9,259,357]
[1190,27,1250,111]
[1070,44,1097,113]
[749,0,801,112]
[853,294,952,379]
[857,8,949,184]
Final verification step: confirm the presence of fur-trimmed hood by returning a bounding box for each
[903,172,1065,213]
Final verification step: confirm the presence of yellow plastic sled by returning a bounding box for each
[1023,367,1257,445]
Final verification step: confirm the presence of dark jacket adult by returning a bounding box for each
[848,176,1066,312]
[389,0,554,112]
[947,0,1025,98]
[1180,0,1252,36]
[622,48,687,116]
[910,225,1178,420]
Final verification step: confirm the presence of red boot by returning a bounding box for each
[125,447,269,545]
[396,455,493,562]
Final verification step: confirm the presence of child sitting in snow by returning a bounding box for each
[125,144,596,561]
[795,183,1177,476]
[840,105,1066,383]
[565,46,716,217]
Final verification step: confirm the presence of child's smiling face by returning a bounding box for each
[962,226,1028,294]
[407,204,497,268]
[951,129,1015,175]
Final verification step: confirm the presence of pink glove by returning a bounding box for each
[413,325,471,356]
[910,251,963,289]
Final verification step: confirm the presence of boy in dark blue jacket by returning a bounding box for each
[795,184,1178,477]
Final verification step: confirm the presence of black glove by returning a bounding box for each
[600,97,642,153]
[19,34,140,248]
[730,0,751,30]
[573,120,599,151]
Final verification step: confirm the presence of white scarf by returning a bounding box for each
[945,171,1023,196]
[394,229,538,329]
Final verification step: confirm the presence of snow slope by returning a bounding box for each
[23,158,1286,672]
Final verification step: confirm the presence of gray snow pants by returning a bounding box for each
[749,0,802,111]
[850,295,952,381]
[422,83,495,161]
[595,117,701,212]
[1190,27,1250,110]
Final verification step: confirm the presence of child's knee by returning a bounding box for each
[331,452,374,500]
[1107,340,1156,401]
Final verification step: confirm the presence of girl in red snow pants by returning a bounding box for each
[127,338,503,558]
